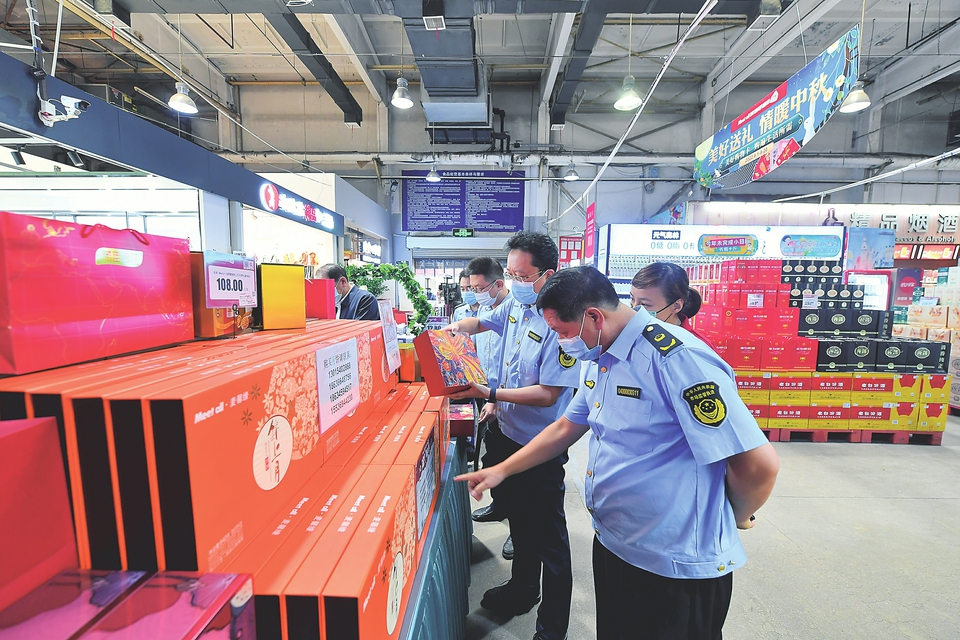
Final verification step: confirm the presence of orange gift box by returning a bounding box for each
[393,412,441,558]
[189,252,253,338]
[81,572,255,639]
[321,465,420,640]
[0,418,78,612]
[412,331,487,396]
[424,395,450,467]
[223,462,371,640]
[0,212,193,375]
[283,464,391,640]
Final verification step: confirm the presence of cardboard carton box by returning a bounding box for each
[81,572,255,640]
[893,374,922,400]
[810,373,852,403]
[902,340,950,373]
[0,418,78,612]
[190,253,253,338]
[412,331,486,396]
[769,372,812,405]
[767,404,809,430]
[892,324,928,340]
[921,374,951,402]
[720,339,762,370]
[808,403,851,429]
[851,373,897,402]
[0,571,145,640]
[916,403,947,431]
[746,404,769,428]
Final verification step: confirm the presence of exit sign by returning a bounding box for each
[452,228,475,237]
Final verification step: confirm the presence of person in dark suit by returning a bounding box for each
[318,263,380,321]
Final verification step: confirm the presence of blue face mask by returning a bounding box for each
[462,290,477,305]
[334,282,344,306]
[510,271,545,305]
[557,312,602,361]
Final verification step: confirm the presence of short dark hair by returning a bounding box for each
[537,266,620,322]
[458,270,469,281]
[505,230,559,272]
[465,257,504,283]
[631,262,702,319]
[319,263,346,282]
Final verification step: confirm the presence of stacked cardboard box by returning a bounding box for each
[736,370,950,438]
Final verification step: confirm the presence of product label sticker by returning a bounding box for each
[316,338,360,434]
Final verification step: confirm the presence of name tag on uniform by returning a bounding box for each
[527,331,543,343]
[616,386,642,399]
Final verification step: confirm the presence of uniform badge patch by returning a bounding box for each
[643,325,682,356]
[616,386,641,398]
[584,379,596,389]
[558,347,577,369]
[682,382,727,428]
[508,315,517,323]
[527,330,543,343]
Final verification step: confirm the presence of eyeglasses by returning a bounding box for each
[504,271,544,283]
[468,280,498,294]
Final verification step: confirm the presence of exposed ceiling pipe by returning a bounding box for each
[217,150,945,170]
[55,0,238,117]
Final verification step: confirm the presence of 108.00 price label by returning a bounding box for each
[208,265,256,302]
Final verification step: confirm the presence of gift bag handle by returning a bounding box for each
[80,224,151,245]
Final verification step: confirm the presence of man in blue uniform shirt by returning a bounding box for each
[463,257,513,555]
[457,266,779,640]
[452,270,481,324]
[318,263,380,321]
[445,232,579,640]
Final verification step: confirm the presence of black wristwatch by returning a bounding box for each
[489,387,497,402]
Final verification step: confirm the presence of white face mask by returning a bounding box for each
[557,312,602,361]
[474,282,500,307]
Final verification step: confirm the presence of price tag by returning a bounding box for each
[746,293,765,308]
[802,294,820,309]
[203,250,258,309]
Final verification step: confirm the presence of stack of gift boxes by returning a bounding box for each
[890,267,960,409]
[0,321,455,639]
[689,259,952,440]
[0,210,461,640]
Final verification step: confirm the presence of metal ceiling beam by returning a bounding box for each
[540,12,576,105]
[264,13,363,125]
[705,0,846,102]
[320,13,389,104]
[866,20,960,110]
[550,0,605,127]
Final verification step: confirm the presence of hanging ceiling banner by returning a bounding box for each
[694,25,860,189]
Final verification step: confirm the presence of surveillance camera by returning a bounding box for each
[61,96,90,115]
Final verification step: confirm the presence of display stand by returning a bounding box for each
[398,437,472,640]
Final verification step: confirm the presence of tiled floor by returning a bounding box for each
[466,420,960,639]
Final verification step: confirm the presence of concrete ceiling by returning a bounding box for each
[1,0,959,144]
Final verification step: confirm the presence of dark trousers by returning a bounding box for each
[483,422,572,640]
[593,537,733,640]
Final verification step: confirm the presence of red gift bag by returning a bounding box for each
[0,213,193,374]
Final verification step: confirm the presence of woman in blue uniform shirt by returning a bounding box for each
[457,266,779,640]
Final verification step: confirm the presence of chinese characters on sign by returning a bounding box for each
[402,170,525,232]
[694,26,860,188]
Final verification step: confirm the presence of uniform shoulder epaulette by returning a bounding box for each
[642,324,682,356]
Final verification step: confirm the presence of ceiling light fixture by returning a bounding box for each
[168,16,198,115]
[839,81,871,113]
[11,146,25,166]
[615,14,643,112]
[66,150,84,167]
[840,0,871,114]
[392,78,413,109]
[169,82,198,114]
[392,29,414,109]
[563,163,579,181]
[426,164,441,182]
[614,75,643,111]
